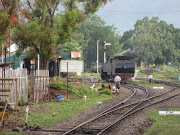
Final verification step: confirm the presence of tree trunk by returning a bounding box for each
[45,61,49,70]
[140,60,142,69]
[50,14,53,28]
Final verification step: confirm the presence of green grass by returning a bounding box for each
[145,109,180,135]
[73,72,101,80]
[20,94,113,128]
[130,81,163,89]
[0,130,26,135]
[51,80,98,97]
[136,70,149,78]
[136,66,180,82]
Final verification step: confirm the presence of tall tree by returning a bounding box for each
[0,0,17,38]
[77,15,121,66]
[59,15,122,66]
[12,0,112,65]
[120,16,180,67]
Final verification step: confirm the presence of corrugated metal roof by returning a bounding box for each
[0,50,71,69]
[56,50,71,59]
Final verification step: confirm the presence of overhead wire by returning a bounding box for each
[98,10,180,14]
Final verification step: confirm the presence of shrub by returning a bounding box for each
[50,80,97,98]
[98,89,112,95]
[78,87,96,97]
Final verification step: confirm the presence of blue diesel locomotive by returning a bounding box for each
[101,56,135,82]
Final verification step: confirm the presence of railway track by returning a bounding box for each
[28,80,180,135]
[28,84,148,134]
[61,84,149,135]
[97,80,180,135]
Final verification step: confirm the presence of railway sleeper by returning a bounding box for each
[105,117,120,121]
[74,128,101,134]
[86,123,113,129]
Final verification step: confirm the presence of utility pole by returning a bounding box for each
[103,41,111,63]
[38,54,40,70]
[9,29,11,69]
[2,45,3,63]
[97,40,99,73]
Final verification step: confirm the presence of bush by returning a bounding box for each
[98,89,112,95]
[50,80,97,98]
[50,80,67,90]
[18,97,27,106]
[78,87,96,97]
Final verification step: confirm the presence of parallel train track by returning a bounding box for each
[28,80,180,135]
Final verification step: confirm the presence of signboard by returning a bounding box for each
[60,60,83,73]
[71,52,81,58]
[159,111,180,115]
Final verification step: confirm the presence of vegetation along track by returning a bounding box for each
[98,80,180,135]
[61,84,149,135]
[29,81,180,135]
[29,84,148,134]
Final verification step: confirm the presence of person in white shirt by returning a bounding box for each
[149,74,153,83]
[114,73,121,94]
[90,75,94,82]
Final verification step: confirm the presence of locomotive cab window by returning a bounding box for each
[128,63,135,68]
[115,63,124,68]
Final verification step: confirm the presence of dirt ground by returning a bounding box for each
[43,84,180,135]
[5,83,180,135]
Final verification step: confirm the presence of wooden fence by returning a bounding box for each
[30,70,49,103]
[0,68,28,105]
[0,68,50,104]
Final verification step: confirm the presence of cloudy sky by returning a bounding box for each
[96,0,180,35]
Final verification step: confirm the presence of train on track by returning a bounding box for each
[101,56,135,82]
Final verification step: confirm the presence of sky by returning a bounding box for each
[96,0,180,35]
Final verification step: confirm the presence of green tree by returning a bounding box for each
[77,15,121,66]
[0,0,17,38]
[12,0,112,66]
[120,16,180,67]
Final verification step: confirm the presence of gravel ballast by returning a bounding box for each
[27,84,180,135]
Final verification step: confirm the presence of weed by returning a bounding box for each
[18,97,26,105]
[50,79,98,97]
[98,89,112,95]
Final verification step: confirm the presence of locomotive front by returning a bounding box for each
[101,56,135,82]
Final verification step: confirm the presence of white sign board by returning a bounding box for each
[159,111,180,115]
[60,60,83,73]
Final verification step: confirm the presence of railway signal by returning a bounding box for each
[103,41,111,63]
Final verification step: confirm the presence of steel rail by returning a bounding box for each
[29,84,149,134]
[96,84,176,119]
[30,86,177,134]
[29,80,178,134]
[62,84,149,135]
[98,91,180,135]
[97,81,178,134]
[61,85,137,135]
[27,84,137,134]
